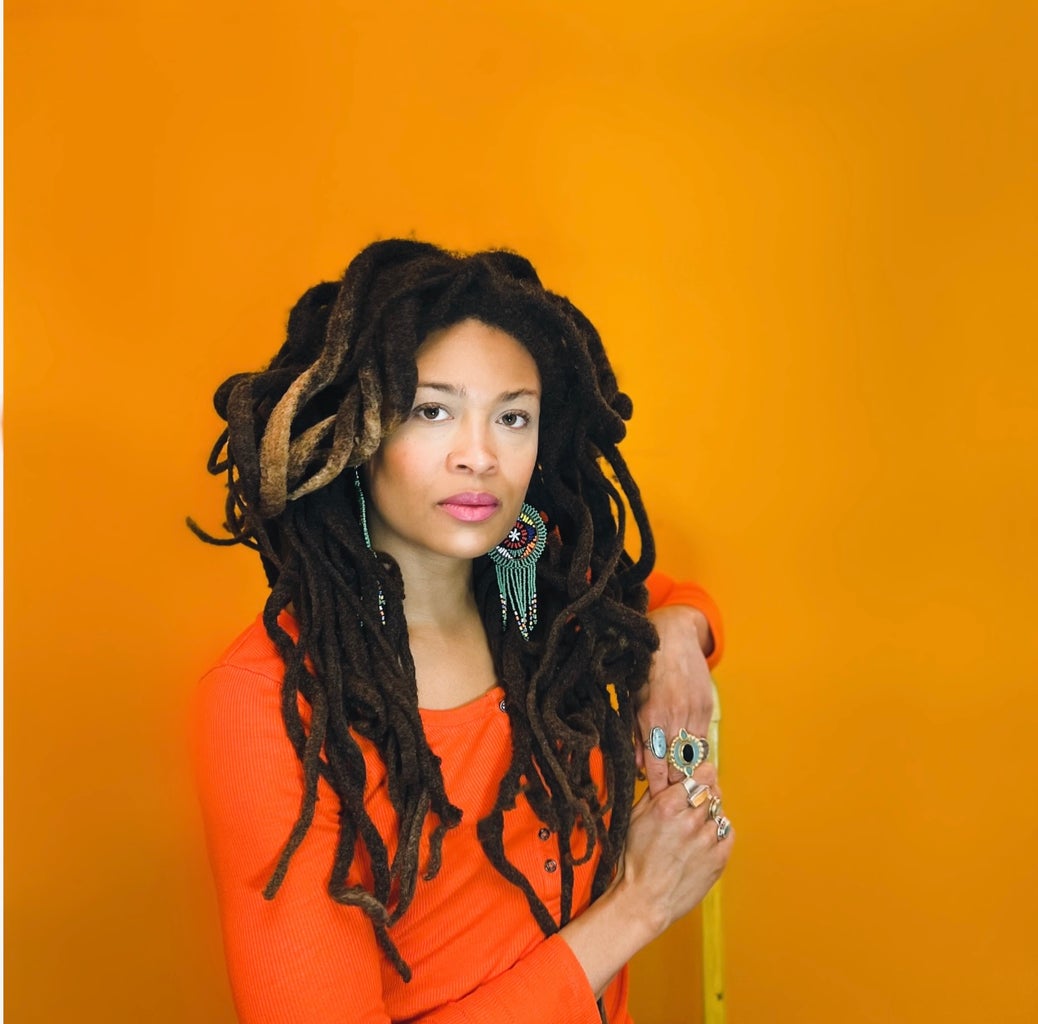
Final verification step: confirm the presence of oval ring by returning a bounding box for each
[667,728,710,778]
[644,726,668,760]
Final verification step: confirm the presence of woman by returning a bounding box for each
[193,239,732,1023]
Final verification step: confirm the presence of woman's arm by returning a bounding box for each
[638,571,724,796]
[560,762,732,997]
[644,571,724,668]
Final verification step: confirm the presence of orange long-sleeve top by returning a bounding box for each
[194,571,722,1023]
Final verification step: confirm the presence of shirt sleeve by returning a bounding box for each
[644,570,725,669]
[192,661,604,1024]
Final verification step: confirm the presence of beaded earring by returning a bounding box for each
[487,503,547,640]
[353,470,386,626]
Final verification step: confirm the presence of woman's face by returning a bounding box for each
[365,318,541,572]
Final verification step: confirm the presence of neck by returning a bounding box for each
[396,554,479,629]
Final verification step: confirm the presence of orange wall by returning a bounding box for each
[6,2,1037,1021]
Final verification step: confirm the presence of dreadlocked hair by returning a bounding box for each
[189,239,660,981]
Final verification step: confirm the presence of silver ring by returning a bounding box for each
[707,795,722,821]
[715,815,732,841]
[644,726,667,760]
[682,779,711,809]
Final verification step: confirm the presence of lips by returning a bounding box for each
[438,492,501,523]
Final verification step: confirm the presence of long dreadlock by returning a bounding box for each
[190,239,660,980]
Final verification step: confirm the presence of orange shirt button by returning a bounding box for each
[544,859,558,873]
[538,828,551,841]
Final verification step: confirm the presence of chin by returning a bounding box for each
[445,523,510,560]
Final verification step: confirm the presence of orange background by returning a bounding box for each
[6,2,1037,1021]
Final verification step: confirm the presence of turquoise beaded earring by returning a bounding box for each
[487,503,547,640]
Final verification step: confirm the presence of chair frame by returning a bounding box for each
[701,680,726,1024]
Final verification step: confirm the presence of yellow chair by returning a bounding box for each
[625,682,728,1024]
[701,680,726,1024]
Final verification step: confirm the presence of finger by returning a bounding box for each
[643,721,713,793]
[639,719,672,796]
[645,758,671,796]
[657,781,724,851]
[677,777,733,850]
[680,767,722,817]
[673,768,725,826]
[635,713,668,776]
[658,723,714,788]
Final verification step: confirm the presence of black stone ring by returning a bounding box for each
[667,728,710,777]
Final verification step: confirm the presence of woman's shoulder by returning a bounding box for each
[191,612,389,868]
[194,613,291,747]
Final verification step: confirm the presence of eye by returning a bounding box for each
[499,410,531,429]
[412,403,449,422]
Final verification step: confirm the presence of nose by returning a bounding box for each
[448,418,497,474]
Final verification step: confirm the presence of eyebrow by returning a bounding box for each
[415,382,541,402]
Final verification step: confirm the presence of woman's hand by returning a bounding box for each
[636,605,715,796]
[560,764,733,996]
[615,763,731,935]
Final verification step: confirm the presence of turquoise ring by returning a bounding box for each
[667,729,709,777]
[645,726,668,760]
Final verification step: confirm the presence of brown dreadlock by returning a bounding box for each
[190,239,659,980]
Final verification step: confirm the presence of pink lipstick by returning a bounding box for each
[438,492,501,523]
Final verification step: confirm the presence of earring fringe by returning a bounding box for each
[353,471,386,626]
